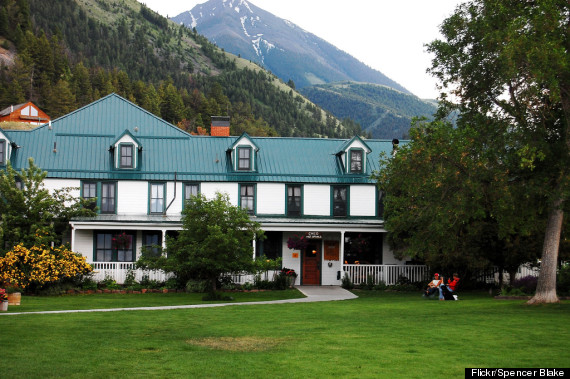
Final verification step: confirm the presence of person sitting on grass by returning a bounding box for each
[439,273,460,300]
[424,273,442,297]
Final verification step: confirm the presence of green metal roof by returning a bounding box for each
[4,93,399,184]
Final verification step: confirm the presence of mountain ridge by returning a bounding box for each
[172,0,410,92]
[299,82,438,139]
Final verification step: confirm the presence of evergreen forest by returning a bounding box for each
[300,82,438,139]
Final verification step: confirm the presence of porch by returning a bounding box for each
[89,262,540,286]
[89,262,430,286]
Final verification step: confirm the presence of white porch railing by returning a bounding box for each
[343,264,429,285]
[230,270,290,285]
[88,262,540,286]
[89,262,169,283]
[476,265,540,284]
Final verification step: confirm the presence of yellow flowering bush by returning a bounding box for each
[0,244,92,291]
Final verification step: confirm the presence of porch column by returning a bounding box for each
[161,229,167,253]
[71,225,76,252]
[340,230,345,278]
[252,237,256,259]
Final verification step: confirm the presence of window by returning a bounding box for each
[332,185,348,217]
[255,231,283,259]
[82,182,97,210]
[240,184,255,215]
[184,183,199,203]
[350,150,363,173]
[142,232,162,257]
[238,147,251,170]
[150,183,165,214]
[0,140,5,165]
[378,190,385,218]
[95,231,135,262]
[96,233,113,262]
[120,144,134,168]
[101,182,116,214]
[287,185,302,217]
[343,232,383,264]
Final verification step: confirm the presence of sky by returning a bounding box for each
[139,0,466,99]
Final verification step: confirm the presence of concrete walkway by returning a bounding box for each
[0,286,357,316]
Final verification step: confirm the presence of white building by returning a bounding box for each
[0,94,426,285]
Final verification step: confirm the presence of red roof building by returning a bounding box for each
[0,102,50,125]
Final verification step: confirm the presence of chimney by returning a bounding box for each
[392,139,399,156]
[210,116,230,137]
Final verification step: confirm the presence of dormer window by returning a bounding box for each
[113,130,141,170]
[120,144,134,168]
[350,149,363,173]
[238,147,251,170]
[337,136,371,175]
[229,132,259,172]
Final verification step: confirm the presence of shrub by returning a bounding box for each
[512,275,538,294]
[0,244,92,294]
[81,278,98,291]
[360,274,375,290]
[164,277,179,290]
[373,282,388,291]
[37,282,77,296]
[139,275,163,289]
[396,274,411,285]
[186,279,208,293]
[123,270,138,287]
[272,273,288,290]
[98,275,120,290]
[341,273,354,290]
[557,264,570,295]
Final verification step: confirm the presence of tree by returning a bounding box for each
[44,79,76,118]
[373,119,543,284]
[426,0,569,303]
[159,82,184,124]
[137,193,263,294]
[0,159,95,252]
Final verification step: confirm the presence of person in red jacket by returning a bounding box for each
[447,273,460,291]
[439,273,460,300]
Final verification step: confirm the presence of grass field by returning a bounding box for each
[1,290,568,378]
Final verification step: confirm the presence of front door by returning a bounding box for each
[302,242,321,285]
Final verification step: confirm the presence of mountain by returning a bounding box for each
[1,0,362,138]
[171,0,409,92]
[299,82,438,139]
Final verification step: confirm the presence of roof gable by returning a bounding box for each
[229,132,259,151]
[39,93,191,139]
[337,135,372,155]
[113,129,142,148]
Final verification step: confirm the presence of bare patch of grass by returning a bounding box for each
[187,336,286,352]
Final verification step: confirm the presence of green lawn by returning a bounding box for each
[1,291,568,378]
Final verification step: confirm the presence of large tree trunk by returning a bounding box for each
[528,198,563,304]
